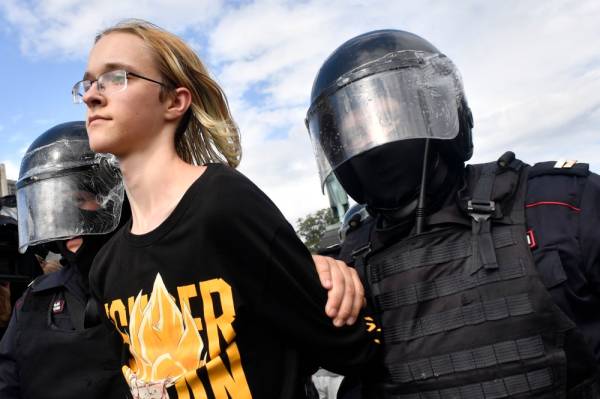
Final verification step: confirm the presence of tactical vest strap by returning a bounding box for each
[467,163,499,273]
[389,334,546,384]
[352,249,372,303]
[374,260,525,311]
[369,228,515,287]
[393,368,554,399]
[64,290,85,330]
[383,293,533,343]
[465,153,527,274]
[345,219,375,300]
[567,377,600,399]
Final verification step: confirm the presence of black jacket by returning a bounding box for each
[0,263,130,399]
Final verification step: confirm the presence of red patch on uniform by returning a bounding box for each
[52,299,65,314]
[526,229,537,250]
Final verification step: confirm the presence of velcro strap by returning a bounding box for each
[394,368,553,399]
[370,229,514,283]
[374,261,526,311]
[389,335,545,383]
[384,294,533,343]
[64,290,85,331]
[471,215,498,273]
[567,376,600,399]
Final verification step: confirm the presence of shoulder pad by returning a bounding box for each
[29,273,51,288]
[29,267,72,292]
[529,161,589,179]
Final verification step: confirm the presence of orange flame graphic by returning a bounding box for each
[124,273,206,392]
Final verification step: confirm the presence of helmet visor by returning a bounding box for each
[307,52,463,185]
[17,164,124,253]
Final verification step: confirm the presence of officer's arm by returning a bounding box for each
[580,171,600,293]
[0,305,22,399]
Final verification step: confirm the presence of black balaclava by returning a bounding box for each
[56,234,111,283]
[335,139,463,232]
[335,139,426,211]
[56,197,130,282]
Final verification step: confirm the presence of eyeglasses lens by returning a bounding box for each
[72,70,128,104]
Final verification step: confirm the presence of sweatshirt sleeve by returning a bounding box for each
[209,166,380,375]
[258,219,380,375]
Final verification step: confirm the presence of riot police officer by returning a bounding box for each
[306,30,600,397]
[1,195,44,339]
[0,121,130,398]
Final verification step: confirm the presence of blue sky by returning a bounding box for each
[1,0,599,222]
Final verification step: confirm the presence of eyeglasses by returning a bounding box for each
[71,69,167,104]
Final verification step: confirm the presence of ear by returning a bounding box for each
[164,87,192,122]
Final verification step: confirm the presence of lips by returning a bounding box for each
[87,115,110,126]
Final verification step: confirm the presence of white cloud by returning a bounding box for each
[208,0,600,221]
[2,0,600,222]
[0,0,224,59]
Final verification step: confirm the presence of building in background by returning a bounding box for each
[0,164,16,197]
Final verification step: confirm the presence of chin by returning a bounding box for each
[87,134,106,153]
[88,132,116,156]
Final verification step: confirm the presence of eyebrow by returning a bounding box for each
[82,62,137,80]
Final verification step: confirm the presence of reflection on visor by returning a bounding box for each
[71,190,101,211]
[16,167,124,252]
[307,51,465,185]
[18,139,94,184]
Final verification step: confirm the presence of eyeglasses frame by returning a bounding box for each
[72,69,168,104]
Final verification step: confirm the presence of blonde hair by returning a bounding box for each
[96,19,241,167]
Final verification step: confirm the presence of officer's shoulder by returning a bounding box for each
[28,268,70,292]
[528,160,590,179]
[526,160,600,205]
[11,274,52,313]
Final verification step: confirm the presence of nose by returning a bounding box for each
[82,81,105,108]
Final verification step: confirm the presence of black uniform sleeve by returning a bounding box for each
[0,306,21,398]
[259,221,380,375]
[579,171,600,294]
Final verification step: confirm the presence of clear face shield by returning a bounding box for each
[306,51,465,186]
[16,140,124,253]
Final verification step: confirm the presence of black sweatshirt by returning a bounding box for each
[90,163,380,399]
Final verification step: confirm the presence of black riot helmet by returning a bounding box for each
[306,30,473,211]
[16,121,125,253]
[338,203,371,242]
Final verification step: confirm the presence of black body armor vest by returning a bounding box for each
[14,268,130,399]
[351,155,599,398]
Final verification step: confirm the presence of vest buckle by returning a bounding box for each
[467,200,499,272]
[467,200,496,221]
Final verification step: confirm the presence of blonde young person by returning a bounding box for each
[74,20,378,399]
